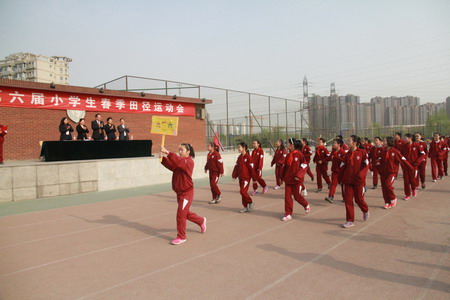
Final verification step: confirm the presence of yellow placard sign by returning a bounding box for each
[151,116,179,136]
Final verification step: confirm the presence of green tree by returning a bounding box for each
[426,109,450,137]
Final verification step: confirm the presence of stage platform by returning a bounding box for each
[0,151,273,202]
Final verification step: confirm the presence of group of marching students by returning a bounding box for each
[159,132,449,245]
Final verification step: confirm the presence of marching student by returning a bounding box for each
[369,137,384,189]
[373,137,413,209]
[301,138,315,182]
[401,134,426,200]
[429,133,446,182]
[0,123,7,164]
[339,135,370,228]
[204,142,224,204]
[232,142,257,213]
[313,137,331,192]
[325,139,346,203]
[271,139,287,190]
[441,136,449,176]
[336,135,349,152]
[251,140,269,195]
[394,132,404,151]
[280,138,310,221]
[160,143,206,245]
[414,132,428,189]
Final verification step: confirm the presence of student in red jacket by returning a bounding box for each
[280,138,310,221]
[336,135,349,152]
[414,132,428,189]
[429,133,446,181]
[301,138,315,182]
[0,124,7,164]
[369,137,384,189]
[401,133,426,200]
[374,137,413,209]
[325,139,346,203]
[204,142,224,204]
[313,137,331,192]
[339,135,370,228]
[441,136,449,176]
[271,139,287,190]
[161,143,206,245]
[251,140,269,195]
[232,142,257,213]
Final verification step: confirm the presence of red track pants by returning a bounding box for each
[430,158,444,180]
[253,170,267,191]
[316,164,331,189]
[403,167,418,197]
[275,165,283,186]
[328,172,339,197]
[239,178,253,207]
[284,183,309,216]
[343,184,369,222]
[444,156,448,175]
[306,165,314,180]
[380,173,396,204]
[372,167,379,186]
[418,161,426,185]
[209,173,221,199]
[176,189,204,240]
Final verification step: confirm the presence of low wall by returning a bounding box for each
[0,151,273,202]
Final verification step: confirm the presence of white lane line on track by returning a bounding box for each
[0,201,283,278]
[246,208,394,299]
[77,204,337,299]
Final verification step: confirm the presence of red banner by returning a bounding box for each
[0,86,195,116]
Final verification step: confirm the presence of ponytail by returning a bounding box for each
[181,143,195,158]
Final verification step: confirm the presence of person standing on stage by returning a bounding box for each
[325,139,346,203]
[280,138,310,221]
[204,142,224,204]
[91,113,105,141]
[301,138,315,182]
[313,137,331,193]
[104,117,117,141]
[232,142,257,213]
[0,124,7,164]
[414,132,428,189]
[271,139,287,190]
[118,118,130,141]
[59,117,74,141]
[76,118,89,140]
[369,137,384,189]
[251,140,269,195]
[160,143,206,245]
[339,135,370,228]
[374,137,413,209]
[429,133,445,182]
[401,133,426,200]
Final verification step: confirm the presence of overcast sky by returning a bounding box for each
[1,0,449,104]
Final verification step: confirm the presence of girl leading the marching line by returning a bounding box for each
[232,142,257,213]
[271,139,287,190]
[161,143,206,245]
[251,140,269,195]
[204,142,224,204]
[280,138,310,221]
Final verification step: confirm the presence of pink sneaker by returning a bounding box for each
[251,190,258,196]
[412,188,418,197]
[281,215,292,221]
[262,186,269,194]
[390,199,397,208]
[383,203,390,209]
[171,238,186,245]
[403,196,410,201]
[200,217,207,233]
[305,205,311,214]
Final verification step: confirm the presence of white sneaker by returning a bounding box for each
[274,186,281,190]
[281,215,292,221]
[342,222,354,228]
[302,189,308,196]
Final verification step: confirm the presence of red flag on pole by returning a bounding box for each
[213,131,224,151]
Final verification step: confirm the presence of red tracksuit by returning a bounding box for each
[301,145,314,180]
[328,148,346,198]
[443,139,449,176]
[369,145,384,186]
[232,153,257,208]
[374,148,413,204]
[161,152,204,240]
[0,126,6,163]
[271,148,287,186]
[342,143,349,152]
[251,147,267,191]
[417,141,428,185]
[401,142,426,196]
[339,148,369,222]
[204,150,224,199]
[313,145,331,189]
[281,150,309,216]
[429,140,445,180]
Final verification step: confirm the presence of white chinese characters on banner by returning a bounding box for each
[130,101,138,110]
[116,99,126,110]
[101,98,111,109]
[68,96,81,107]
[86,97,97,108]
[10,91,24,103]
[31,93,45,105]
[51,94,63,106]
[176,104,184,113]
[154,102,163,112]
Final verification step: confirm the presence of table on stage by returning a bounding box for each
[40,140,153,162]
